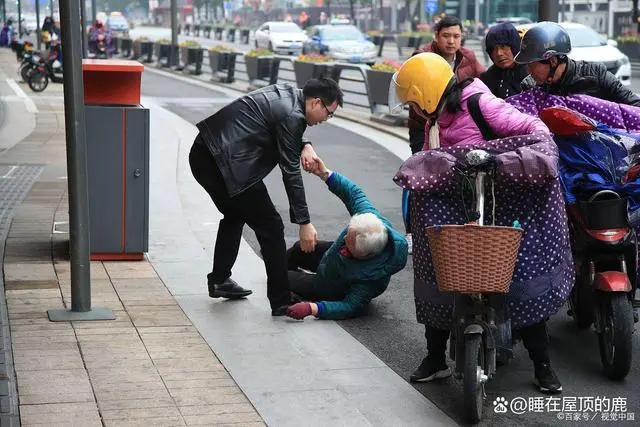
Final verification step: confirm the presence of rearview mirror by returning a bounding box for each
[312,35,320,42]
[607,39,618,48]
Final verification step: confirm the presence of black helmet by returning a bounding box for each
[514,21,571,64]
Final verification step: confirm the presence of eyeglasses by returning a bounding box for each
[319,98,334,118]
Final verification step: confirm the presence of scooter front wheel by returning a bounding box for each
[598,293,633,380]
[28,71,49,93]
[463,333,484,424]
[20,63,35,82]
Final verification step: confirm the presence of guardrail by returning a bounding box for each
[117,36,409,126]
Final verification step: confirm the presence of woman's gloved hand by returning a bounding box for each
[286,302,313,320]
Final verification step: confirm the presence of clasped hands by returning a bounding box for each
[300,144,329,177]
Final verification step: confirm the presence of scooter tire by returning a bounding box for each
[463,334,484,424]
[20,63,35,82]
[28,71,49,93]
[598,293,633,381]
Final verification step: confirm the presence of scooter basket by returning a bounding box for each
[426,224,523,294]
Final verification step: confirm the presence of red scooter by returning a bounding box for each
[541,107,638,381]
[566,192,636,380]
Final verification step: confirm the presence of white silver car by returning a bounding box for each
[302,25,378,64]
[254,21,307,55]
[518,22,631,86]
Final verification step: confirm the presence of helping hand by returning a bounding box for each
[301,144,319,172]
[299,223,318,253]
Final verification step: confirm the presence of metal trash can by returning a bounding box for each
[82,59,149,260]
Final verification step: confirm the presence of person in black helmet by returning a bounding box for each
[480,23,529,99]
[516,21,640,106]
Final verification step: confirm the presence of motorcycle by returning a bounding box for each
[27,59,63,93]
[427,149,523,423]
[541,106,638,381]
[18,50,40,83]
[88,33,110,59]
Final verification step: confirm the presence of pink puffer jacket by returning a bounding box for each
[423,79,550,150]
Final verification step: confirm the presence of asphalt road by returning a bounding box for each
[142,69,640,427]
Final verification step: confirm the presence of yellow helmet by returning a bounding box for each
[388,52,455,115]
[516,24,530,39]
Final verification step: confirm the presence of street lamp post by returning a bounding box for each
[36,0,41,51]
[171,0,177,67]
[92,0,96,23]
[80,0,87,57]
[18,0,22,38]
[47,0,114,322]
[538,0,559,22]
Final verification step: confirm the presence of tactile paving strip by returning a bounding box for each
[0,164,44,426]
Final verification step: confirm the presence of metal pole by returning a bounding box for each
[50,0,54,16]
[459,0,467,21]
[485,0,490,28]
[538,0,559,22]
[18,0,22,38]
[171,0,177,66]
[91,0,96,23]
[36,0,41,51]
[80,0,87,57]
[48,0,114,322]
[2,0,5,26]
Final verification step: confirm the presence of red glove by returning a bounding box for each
[286,302,313,320]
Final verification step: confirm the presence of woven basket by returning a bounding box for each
[426,224,523,294]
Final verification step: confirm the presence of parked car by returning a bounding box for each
[516,22,631,86]
[107,12,130,37]
[254,21,307,55]
[302,25,377,64]
[21,14,38,35]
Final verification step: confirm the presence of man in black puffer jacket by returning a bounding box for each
[480,23,529,99]
[516,21,640,106]
[190,77,343,315]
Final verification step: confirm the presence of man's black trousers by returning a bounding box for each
[189,140,290,308]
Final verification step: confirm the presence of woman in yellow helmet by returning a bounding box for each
[389,52,548,150]
[392,53,567,395]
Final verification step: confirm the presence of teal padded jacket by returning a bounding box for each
[314,172,409,319]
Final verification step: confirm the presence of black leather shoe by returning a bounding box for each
[271,305,289,316]
[208,278,252,299]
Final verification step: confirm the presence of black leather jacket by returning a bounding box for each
[196,84,311,224]
[521,59,640,106]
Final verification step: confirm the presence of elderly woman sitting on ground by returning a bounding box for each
[285,157,408,320]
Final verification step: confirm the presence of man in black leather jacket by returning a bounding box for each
[189,77,343,315]
[516,22,640,106]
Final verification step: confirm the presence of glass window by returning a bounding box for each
[565,26,606,48]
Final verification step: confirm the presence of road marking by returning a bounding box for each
[52,221,69,234]
[1,165,18,179]
[5,78,38,113]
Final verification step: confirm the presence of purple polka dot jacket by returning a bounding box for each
[506,89,640,134]
[394,133,574,330]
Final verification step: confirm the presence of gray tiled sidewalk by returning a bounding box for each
[0,49,264,426]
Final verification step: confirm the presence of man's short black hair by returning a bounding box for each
[434,16,463,33]
[303,76,344,108]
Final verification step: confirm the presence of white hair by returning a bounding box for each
[348,212,388,258]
